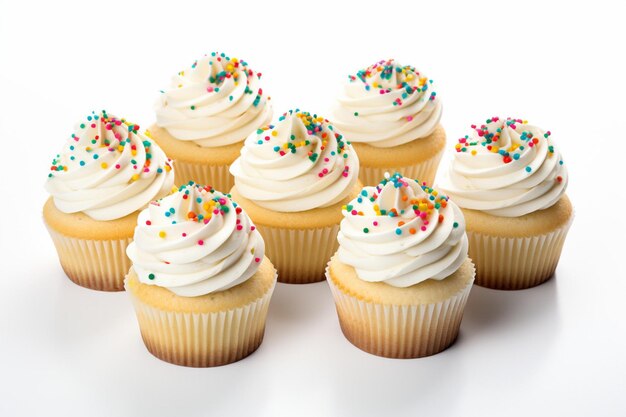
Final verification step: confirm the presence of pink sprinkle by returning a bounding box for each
[105,124,112,130]
[115,164,121,169]
[198,240,204,245]
[265,136,270,141]
[250,226,256,231]
[322,168,328,174]
[406,116,413,122]
[318,173,324,178]
[213,209,219,214]
[351,210,358,215]
[373,221,378,226]
[379,90,385,94]
[420,212,427,219]
[236,225,243,231]
[144,168,149,172]
[423,220,429,225]
[342,172,348,177]
[203,218,210,224]
[255,257,261,263]
[207,87,214,92]
[421,226,427,231]
[324,157,329,162]
[182,233,187,237]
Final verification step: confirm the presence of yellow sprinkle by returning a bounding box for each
[145,130,152,138]
[159,231,166,238]
[471,150,477,156]
[226,63,234,72]
[164,165,171,172]
[131,150,137,156]
[117,145,124,152]
[170,185,178,193]
[491,146,499,153]
[271,130,278,137]
[131,174,140,181]
[101,162,108,169]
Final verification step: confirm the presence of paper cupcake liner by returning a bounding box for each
[125,275,276,367]
[359,148,444,186]
[174,160,234,192]
[467,218,573,290]
[257,223,340,284]
[46,226,132,291]
[325,263,475,358]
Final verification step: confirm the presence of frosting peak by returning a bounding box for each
[155,52,273,147]
[330,59,442,148]
[230,110,360,212]
[438,117,568,217]
[126,183,264,297]
[337,173,468,287]
[45,111,175,221]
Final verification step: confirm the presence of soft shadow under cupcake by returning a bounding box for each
[462,273,561,336]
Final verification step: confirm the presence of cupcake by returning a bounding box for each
[150,52,272,191]
[229,109,361,284]
[44,111,175,291]
[125,183,276,367]
[326,173,475,358]
[438,117,573,290]
[330,59,445,186]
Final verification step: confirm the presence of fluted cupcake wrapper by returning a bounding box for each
[325,263,475,359]
[173,160,234,192]
[125,273,276,368]
[257,224,340,284]
[358,148,444,187]
[467,217,573,290]
[45,225,131,291]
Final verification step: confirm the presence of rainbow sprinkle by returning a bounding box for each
[343,173,453,234]
[174,52,265,107]
[347,59,437,109]
[48,110,173,181]
[255,109,353,178]
[455,117,558,170]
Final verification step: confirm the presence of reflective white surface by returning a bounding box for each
[1,0,624,416]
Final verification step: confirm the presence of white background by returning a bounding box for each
[1,0,625,416]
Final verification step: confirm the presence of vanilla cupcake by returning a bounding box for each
[438,117,573,290]
[330,59,445,186]
[150,52,272,191]
[229,109,361,284]
[44,111,175,291]
[327,173,474,358]
[125,183,276,367]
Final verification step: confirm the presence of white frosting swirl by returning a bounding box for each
[126,183,264,297]
[155,52,272,147]
[230,110,360,212]
[330,59,442,148]
[45,111,175,221]
[438,117,568,217]
[337,173,468,287]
